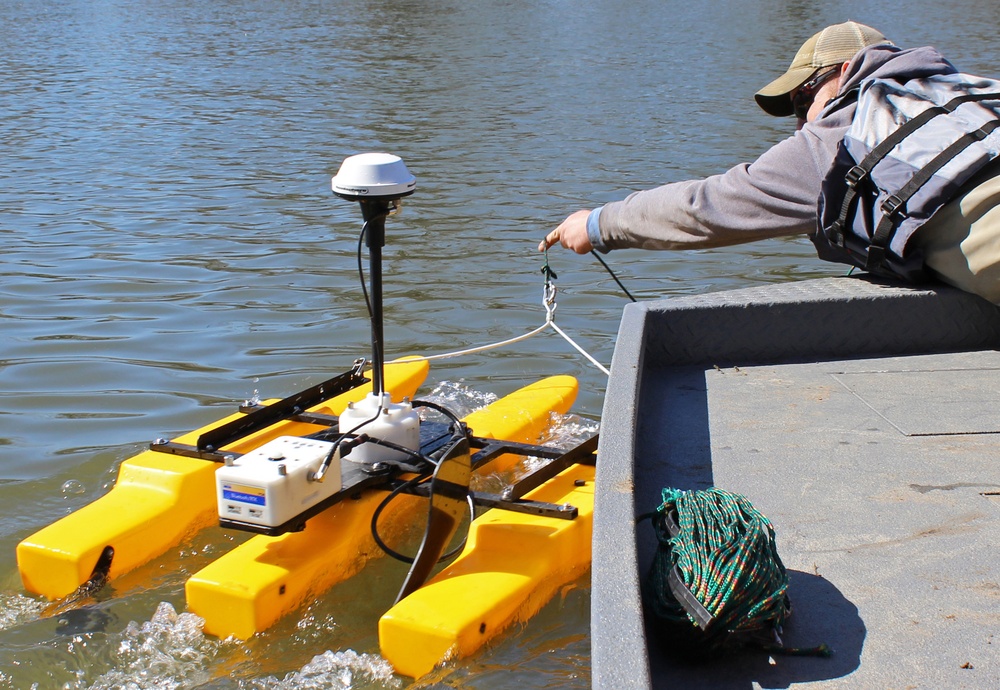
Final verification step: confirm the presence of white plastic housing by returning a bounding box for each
[216,436,341,528]
[337,392,420,465]
[331,152,416,200]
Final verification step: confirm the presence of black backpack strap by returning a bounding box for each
[828,91,1000,247]
[866,117,1000,271]
[662,509,715,630]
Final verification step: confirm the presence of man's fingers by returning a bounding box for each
[538,231,557,252]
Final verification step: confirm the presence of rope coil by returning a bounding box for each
[641,487,831,658]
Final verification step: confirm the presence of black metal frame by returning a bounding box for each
[195,360,368,452]
[148,367,598,537]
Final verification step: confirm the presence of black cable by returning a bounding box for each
[356,217,388,372]
[590,250,638,302]
[311,375,469,480]
[412,399,465,429]
[313,399,384,479]
[314,213,398,478]
[370,474,474,564]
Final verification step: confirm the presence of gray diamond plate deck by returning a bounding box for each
[592,276,1000,690]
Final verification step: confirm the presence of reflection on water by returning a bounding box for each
[0,0,995,686]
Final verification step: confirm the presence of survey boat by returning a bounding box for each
[592,275,1000,688]
[16,153,599,679]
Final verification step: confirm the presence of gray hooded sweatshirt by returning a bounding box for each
[591,45,960,252]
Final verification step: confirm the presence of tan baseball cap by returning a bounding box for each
[755,21,890,117]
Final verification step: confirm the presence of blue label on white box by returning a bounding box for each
[222,483,266,506]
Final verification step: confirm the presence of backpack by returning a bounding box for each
[815,73,1000,281]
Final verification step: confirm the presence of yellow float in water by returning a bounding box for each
[379,460,594,678]
[16,358,429,600]
[185,374,580,640]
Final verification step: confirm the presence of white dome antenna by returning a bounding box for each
[331,152,415,202]
[331,153,417,400]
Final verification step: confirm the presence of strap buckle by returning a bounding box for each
[845,165,867,188]
[880,194,906,218]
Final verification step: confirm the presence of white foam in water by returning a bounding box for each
[516,412,600,477]
[243,649,400,690]
[538,412,600,450]
[44,601,396,690]
[417,381,498,421]
[85,602,225,690]
[292,610,339,645]
[0,592,45,631]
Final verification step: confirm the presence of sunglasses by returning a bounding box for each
[792,67,840,119]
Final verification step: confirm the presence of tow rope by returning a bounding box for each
[391,249,611,376]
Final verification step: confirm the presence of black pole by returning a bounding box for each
[359,199,391,398]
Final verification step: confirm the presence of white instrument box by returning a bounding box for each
[216,436,341,528]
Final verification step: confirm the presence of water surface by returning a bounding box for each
[0,0,995,686]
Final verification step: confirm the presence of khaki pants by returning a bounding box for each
[919,171,1000,305]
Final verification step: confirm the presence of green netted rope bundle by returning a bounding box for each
[641,487,827,658]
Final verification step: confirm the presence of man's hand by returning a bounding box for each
[538,209,594,254]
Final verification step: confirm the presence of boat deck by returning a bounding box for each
[592,276,1000,689]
